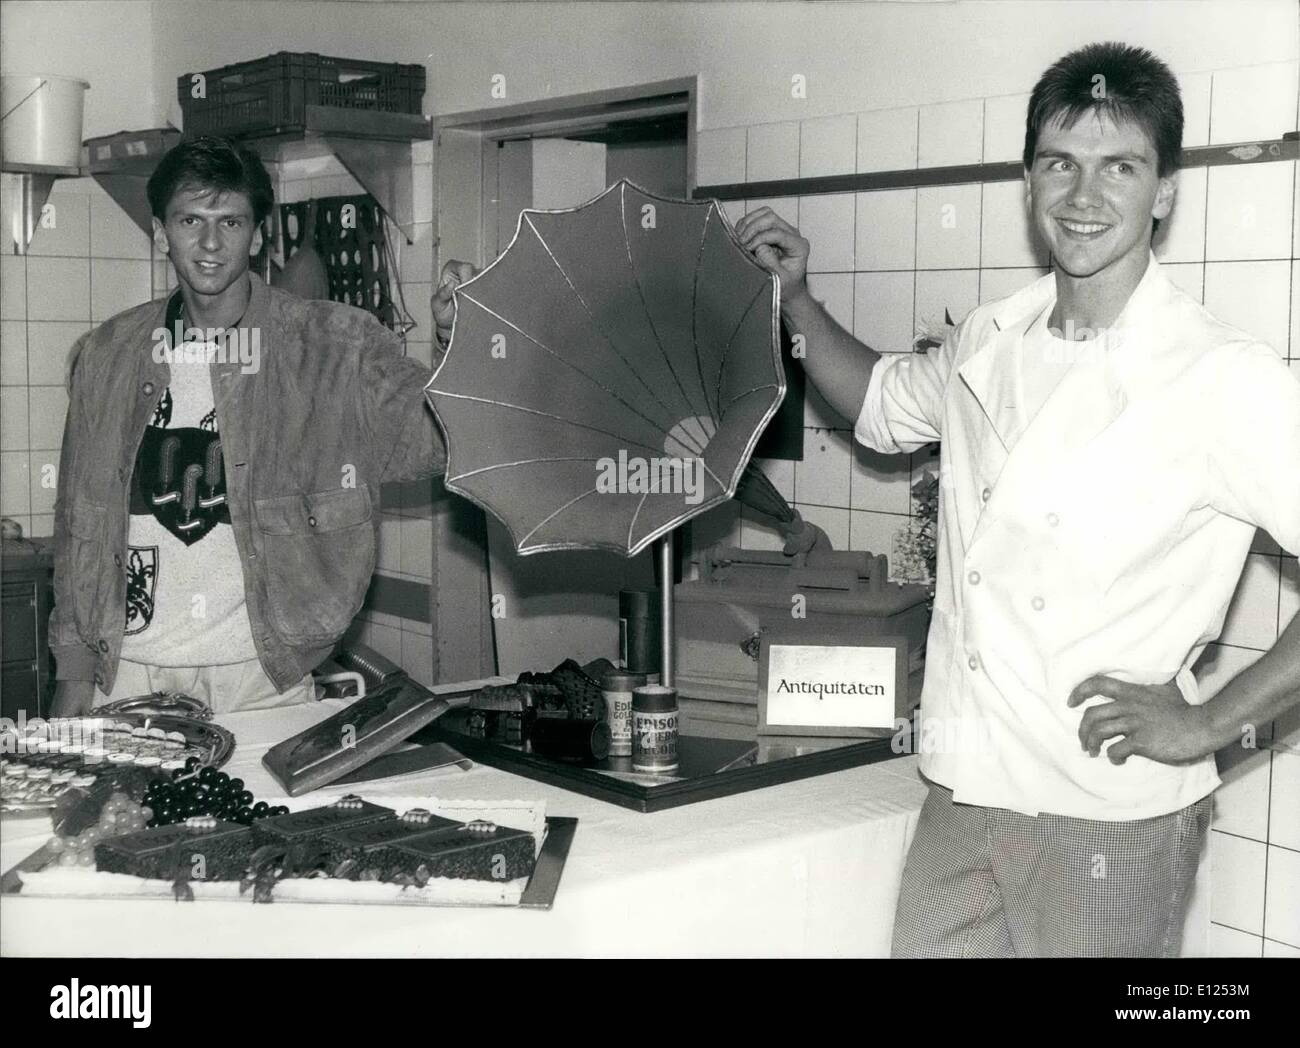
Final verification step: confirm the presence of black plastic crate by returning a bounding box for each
[178,51,425,137]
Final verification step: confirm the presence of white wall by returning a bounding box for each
[0,0,155,136]
[143,0,1297,133]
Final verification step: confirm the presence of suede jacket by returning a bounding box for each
[50,275,445,693]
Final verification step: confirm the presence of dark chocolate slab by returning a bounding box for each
[250,798,394,845]
[94,820,254,881]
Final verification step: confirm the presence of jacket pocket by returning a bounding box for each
[66,498,107,637]
[252,486,376,646]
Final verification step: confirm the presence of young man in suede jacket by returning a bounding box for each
[49,137,472,716]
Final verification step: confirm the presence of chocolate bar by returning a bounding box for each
[375,820,536,883]
[250,795,394,846]
[315,810,461,877]
[94,818,254,881]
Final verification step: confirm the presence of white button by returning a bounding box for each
[1047,512,1060,527]
[968,570,981,585]
[1031,595,1045,611]
[968,655,979,671]
[981,487,991,503]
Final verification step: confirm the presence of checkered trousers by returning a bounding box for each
[890,779,1212,958]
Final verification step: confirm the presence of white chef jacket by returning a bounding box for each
[856,254,1300,820]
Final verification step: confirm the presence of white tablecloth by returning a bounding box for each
[0,698,931,957]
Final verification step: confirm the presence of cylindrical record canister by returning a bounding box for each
[600,670,645,757]
[528,717,611,764]
[631,685,679,772]
[618,590,662,681]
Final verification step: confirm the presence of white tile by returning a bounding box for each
[1263,936,1300,957]
[0,450,30,515]
[1293,261,1300,360]
[1207,922,1262,957]
[1153,166,1206,264]
[804,382,843,430]
[719,199,746,230]
[25,257,88,322]
[982,93,1030,165]
[1161,262,1204,303]
[1213,747,1271,841]
[90,259,151,323]
[1179,72,1213,149]
[854,271,914,356]
[398,222,435,284]
[0,388,28,450]
[916,184,981,269]
[0,257,25,320]
[805,272,854,331]
[746,122,800,184]
[799,193,855,273]
[980,180,1046,268]
[1209,62,1299,145]
[376,512,402,573]
[1270,749,1300,851]
[27,194,89,257]
[1219,553,1283,651]
[745,197,798,228]
[89,194,150,259]
[412,163,434,225]
[794,428,852,507]
[1264,844,1300,948]
[799,114,856,178]
[1206,163,1294,261]
[399,515,433,579]
[849,508,907,555]
[739,506,785,551]
[365,620,404,666]
[918,100,983,168]
[752,456,794,501]
[0,321,27,386]
[1294,161,1300,262]
[1209,830,1266,935]
[979,266,1049,305]
[855,188,915,271]
[857,108,918,174]
[915,269,980,334]
[851,443,911,514]
[26,321,88,387]
[695,127,747,187]
[400,629,435,687]
[26,386,66,450]
[403,281,433,344]
[792,502,849,549]
[1203,260,1290,356]
[28,449,57,515]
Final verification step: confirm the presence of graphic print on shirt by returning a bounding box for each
[128,400,230,544]
[123,545,158,635]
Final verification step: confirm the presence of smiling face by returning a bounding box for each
[152,184,263,303]
[1025,109,1177,282]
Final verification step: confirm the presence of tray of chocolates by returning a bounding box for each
[1,713,235,815]
[4,792,576,909]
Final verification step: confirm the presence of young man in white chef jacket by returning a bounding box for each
[739,41,1300,956]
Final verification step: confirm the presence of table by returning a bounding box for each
[0,697,932,957]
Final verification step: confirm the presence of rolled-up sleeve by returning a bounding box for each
[854,324,963,454]
[1206,341,1300,556]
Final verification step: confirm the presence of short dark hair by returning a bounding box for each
[1023,42,1184,177]
[147,136,275,223]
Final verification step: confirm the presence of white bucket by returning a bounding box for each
[1,74,90,169]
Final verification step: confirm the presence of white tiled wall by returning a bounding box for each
[698,59,1300,956]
